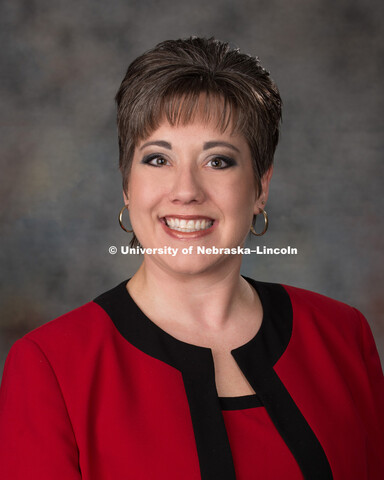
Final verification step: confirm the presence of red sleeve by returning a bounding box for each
[0,338,82,479]
[354,309,384,477]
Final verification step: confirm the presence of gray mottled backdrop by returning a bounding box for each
[1,0,383,373]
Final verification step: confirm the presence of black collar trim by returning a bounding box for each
[219,394,263,411]
[94,277,332,479]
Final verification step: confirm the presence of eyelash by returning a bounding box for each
[141,154,237,169]
[141,154,169,167]
[206,156,237,169]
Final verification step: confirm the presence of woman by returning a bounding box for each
[0,37,383,480]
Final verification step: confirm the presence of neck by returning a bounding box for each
[127,254,256,332]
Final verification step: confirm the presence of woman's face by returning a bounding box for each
[125,116,272,276]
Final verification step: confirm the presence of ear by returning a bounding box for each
[123,190,129,206]
[254,165,273,214]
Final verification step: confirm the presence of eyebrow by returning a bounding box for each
[203,141,240,153]
[140,141,172,150]
[140,140,240,153]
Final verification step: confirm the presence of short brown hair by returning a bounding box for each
[115,37,282,244]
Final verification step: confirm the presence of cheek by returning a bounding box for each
[128,170,149,202]
[228,179,256,212]
[127,172,165,220]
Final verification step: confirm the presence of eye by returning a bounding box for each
[207,156,236,169]
[142,154,170,167]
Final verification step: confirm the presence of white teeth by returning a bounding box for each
[164,217,213,232]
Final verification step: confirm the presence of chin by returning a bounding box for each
[150,250,239,278]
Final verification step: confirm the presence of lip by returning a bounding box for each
[159,215,217,239]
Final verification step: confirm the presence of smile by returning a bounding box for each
[164,217,214,232]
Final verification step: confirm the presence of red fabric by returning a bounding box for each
[222,407,304,479]
[277,286,384,479]
[0,303,201,479]
[0,285,383,479]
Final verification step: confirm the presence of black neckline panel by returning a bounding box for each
[94,277,333,480]
[219,394,263,411]
[93,276,287,365]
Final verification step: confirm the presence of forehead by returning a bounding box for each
[136,117,250,155]
[136,92,244,145]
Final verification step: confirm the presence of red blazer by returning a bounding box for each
[0,278,383,479]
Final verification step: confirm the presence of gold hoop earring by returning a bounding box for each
[118,205,133,233]
[250,209,268,236]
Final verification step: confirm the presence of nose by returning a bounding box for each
[168,165,206,204]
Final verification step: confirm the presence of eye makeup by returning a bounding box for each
[141,154,170,167]
[207,155,237,169]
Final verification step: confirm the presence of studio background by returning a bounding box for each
[1,0,383,373]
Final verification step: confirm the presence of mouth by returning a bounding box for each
[162,216,215,233]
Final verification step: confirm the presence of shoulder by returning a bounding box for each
[1,283,136,399]
[281,283,363,322]
[0,302,111,408]
[282,283,360,319]
[280,283,369,355]
[11,281,131,370]
[247,276,364,331]
[24,300,113,351]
